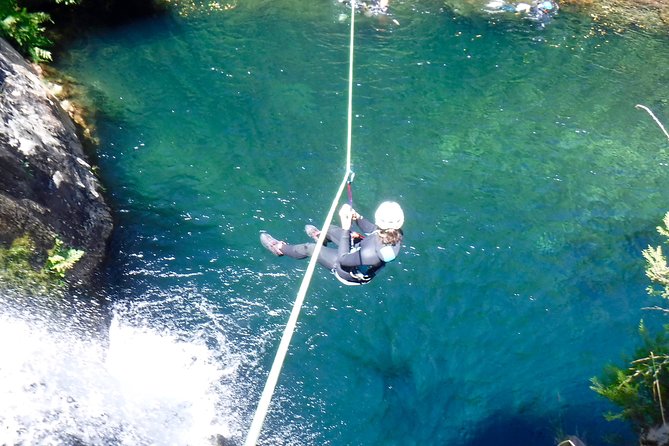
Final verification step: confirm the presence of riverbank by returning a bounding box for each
[562,0,669,31]
[442,0,669,32]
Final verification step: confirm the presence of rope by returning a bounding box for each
[636,104,669,141]
[243,2,357,445]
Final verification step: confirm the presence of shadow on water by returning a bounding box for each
[464,410,634,446]
[46,0,173,40]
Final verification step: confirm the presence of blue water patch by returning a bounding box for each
[50,1,669,444]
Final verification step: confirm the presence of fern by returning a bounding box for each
[643,212,669,300]
[0,4,52,61]
[46,238,84,279]
[30,45,52,61]
[0,0,81,62]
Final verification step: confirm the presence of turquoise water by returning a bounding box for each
[35,0,669,444]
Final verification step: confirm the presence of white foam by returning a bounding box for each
[0,299,240,445]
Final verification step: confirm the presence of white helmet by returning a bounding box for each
[375,201,404,230]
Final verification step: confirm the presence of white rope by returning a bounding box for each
[636,104,669,141]
[243,2,357,444]
[345,0,356,171]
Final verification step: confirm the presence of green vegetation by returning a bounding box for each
[592,212,669,443]
[0,0,167,62]
[591,322,669,429]
[0,0,79,62]
[46,237,84,279]
[0,234,84,294]
[643,213,669,302]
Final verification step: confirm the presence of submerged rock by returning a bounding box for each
[0,37,112,288]
[643,424,669,446]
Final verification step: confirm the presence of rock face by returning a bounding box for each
[0,37,112,287]
[643,424,669,446]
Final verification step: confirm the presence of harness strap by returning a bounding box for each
[333,268,371,286]
[333,270,365,286]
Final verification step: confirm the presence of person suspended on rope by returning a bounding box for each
[339,0,390,16]
[260,201,404,285]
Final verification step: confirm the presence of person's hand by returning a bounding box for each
[339,203,353,230]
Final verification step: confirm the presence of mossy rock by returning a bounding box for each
[0,235,84,296]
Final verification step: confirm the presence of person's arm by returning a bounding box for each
[338,204,370,267]
[338,204,354,258]
[337,204,386,268]
[355,217,377,234]
[351,208,377,234]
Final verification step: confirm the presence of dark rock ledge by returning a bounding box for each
[0,37,112,288]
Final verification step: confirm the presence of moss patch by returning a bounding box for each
[0,235,84,295]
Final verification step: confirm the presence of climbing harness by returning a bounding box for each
[333,268,370,286]
[243,2,359,445]
[346,170,361,254]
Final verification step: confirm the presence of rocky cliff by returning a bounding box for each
[0,37,112,287]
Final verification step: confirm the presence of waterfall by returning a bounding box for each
[0,292,242,446]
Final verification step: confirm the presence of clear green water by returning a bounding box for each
[54,1,669,444]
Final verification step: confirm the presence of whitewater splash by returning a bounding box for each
[0,292,243,446]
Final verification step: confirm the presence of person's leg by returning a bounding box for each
[281,243,312,259]
[282,243,339,270]
[326,225,347,244]
[305,224,347,245]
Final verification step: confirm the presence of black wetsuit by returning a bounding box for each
[281,217,402,285]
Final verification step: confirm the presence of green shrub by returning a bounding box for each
[591,321,669,430]
[0,0,80,62]
[592,212,669,438]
